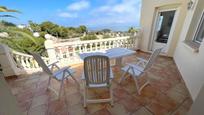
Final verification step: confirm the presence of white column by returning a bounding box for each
[44,40,57,63]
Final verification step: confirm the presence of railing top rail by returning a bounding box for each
[53,36,130,47]
[12,50,49,60]
[12,50,33,58]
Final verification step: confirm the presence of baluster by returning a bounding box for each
[84,44,88,52]
[28,57,32,68]
[108,41,112,49]
[116,40,120,48]
[104,41,107,50]
[33,58,39,68]
[65,46,69,59]
[90,43,93,52]
[59,47,63,59]
[25,57,31,68]
[15,55,21,67]
[98,42,102,51]
[20,56,26,68]
[112,40,116,48]
[94,42,98,51]
[72,45,77,58]
[120,40,123,47]
[78,45,82,53]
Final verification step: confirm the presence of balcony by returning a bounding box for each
[5,51,192,115]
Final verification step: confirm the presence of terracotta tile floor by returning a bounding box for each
[6,52,193,115]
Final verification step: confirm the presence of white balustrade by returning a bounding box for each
[45,35,140,65]
[12,50,49,70]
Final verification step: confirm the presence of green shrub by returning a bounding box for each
[80,34,98,40]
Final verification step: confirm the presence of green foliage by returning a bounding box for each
[0,6,20,13]
[0,6,20,18]
[38,21,86,39]
[103,34,111,39]
[128,27,138,33]
[80,34,98,41]
[0,20,16,27]
[40,21,58,34]
[101,29,111,33]
[0,27,46,56]
[77,25,87,33]
[28,20,41,32]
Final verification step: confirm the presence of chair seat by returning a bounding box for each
[53,67,75,80]
[121,64,144,77]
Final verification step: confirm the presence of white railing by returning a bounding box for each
[12,50,49,70]
[45,35,140,65]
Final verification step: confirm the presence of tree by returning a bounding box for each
[77,25,87,33]
[128,27,138,33]
[0,6,20,18]
[58,26,68,38]
[40,21,58,34]
[0,27,46,56]
[28,20,41,32]
[80,33,98,40]
[101,29,112,33]
[0,20,16,27]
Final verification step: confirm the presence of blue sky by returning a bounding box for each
[0,0,141,31]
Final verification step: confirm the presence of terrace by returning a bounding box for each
[5,51,192,115]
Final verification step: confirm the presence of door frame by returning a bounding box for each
[149,6,180,53]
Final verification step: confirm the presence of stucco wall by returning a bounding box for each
[140,0,187,56]
[174,0,204,100]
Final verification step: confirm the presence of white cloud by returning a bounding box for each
[58,12,78,18]
[67,1,90,11]
[88,0,141,26]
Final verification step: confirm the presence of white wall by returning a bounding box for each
[188,84,204,115]
[140,0,187,56]
[174,0,204,100]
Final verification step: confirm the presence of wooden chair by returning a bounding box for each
[82,55,114,107]
[31,52,78,98]
[119,47,163,95]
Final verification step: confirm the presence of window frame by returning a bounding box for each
[193,10,204,44]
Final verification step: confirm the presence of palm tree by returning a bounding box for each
[0,6,20,18]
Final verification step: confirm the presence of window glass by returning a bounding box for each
[194,12,204,43]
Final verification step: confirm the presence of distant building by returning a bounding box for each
[17,24,26,29]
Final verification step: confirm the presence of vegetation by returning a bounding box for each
[28,21,87,39]
[128,27,138,33]
[103,34,111,39]
[80,33,98,40]
[0,6,20,18]
[0,25,46,56]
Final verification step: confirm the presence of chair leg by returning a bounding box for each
[110,86,114,106]
[138,80,150,94]
[70,75,79,85]
[47,75,52,90]
[83,87,87,108]
[119,71,128,84]
[58,79,64,99]
[132,76,141,95]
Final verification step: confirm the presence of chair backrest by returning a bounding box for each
[144,47,163,71]
[84,55,110,86]
[31,53,53,75]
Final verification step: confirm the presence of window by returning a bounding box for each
[193,11,204,43]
